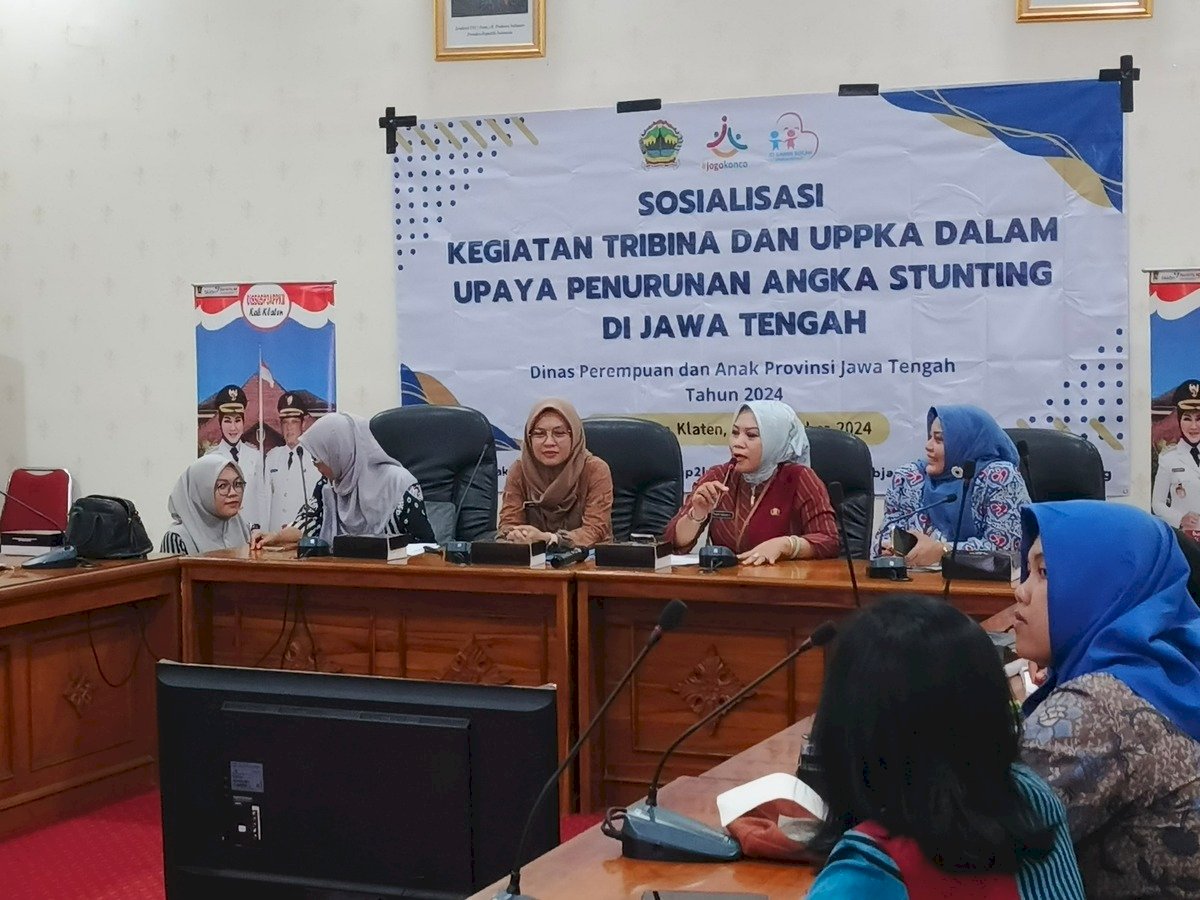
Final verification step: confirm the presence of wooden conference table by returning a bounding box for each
[0,549,1014,836]
[0,555,180,839]
[178,548,577,811]
[470,720,818,899]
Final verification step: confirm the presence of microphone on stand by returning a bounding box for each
[494,598,688,900]
[707,456,739,521]
[602,621,838,863]
[825,482,861,608]
[867,492,958,581]
[547,546,589,568]
[1015,440,1033,499]
[942,460,978,601]
[0,486,78,569]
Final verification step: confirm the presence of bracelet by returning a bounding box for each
[685,507,707,524]
[788,535,803,559]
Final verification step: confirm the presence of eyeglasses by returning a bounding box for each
[215,479,247,495]
[530,428,571,442]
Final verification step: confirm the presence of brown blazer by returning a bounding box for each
[498,455,614,547]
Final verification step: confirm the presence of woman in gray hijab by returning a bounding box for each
[260,412,435,546]
[160,455,252,555]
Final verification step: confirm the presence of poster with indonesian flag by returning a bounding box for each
[194,282,337,530]
[1149,270,1200,542]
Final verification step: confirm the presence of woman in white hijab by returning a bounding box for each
[664,400,840,564]
[260,412,435,546]
[160,455,251,555]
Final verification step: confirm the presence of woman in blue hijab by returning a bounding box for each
[1015,501,1200,900]
[871,405,1030,564]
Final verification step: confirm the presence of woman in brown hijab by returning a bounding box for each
[497,399,614,548]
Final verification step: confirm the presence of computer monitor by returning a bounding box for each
[157,662,558,899]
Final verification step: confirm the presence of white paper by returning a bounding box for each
[715,772,828,826]
[405,543,439,556]
[669,554,700,567]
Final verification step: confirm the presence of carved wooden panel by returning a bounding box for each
[404,610,550,687]
[591,600,834,809]
[439,637,514,685]
[672,644,750,734]
[210,589,375,675]
[28,620,136,772]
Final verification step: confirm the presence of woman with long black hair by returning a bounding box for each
[805,595,1083,899]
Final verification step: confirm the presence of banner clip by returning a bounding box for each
[616,98,662,114]
[1098,54,1138,113]
[379,107,418,154]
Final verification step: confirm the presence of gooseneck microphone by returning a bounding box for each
[1015,440,1035,500]
[603,621,838,863]
[0,485,78,568]
[825,482,861,608]
[903,491,959,524]
[494,598,687,900]
[942,460,978,600]
[0,486,68,531]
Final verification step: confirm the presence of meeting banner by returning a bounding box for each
[391,80,1129,494]
[1149,270,1200,540]
[194,282,337,528]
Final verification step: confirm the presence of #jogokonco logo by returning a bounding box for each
[702,115,749,172]
[768,112,819,162]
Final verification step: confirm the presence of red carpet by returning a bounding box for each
[0,792,164,900]
[0,792,604,899]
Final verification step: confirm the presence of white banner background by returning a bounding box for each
[392,82,1129,494]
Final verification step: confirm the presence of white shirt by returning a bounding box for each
[1152,440,1200,529]
[265,443,317,531]
[206,441,266,529]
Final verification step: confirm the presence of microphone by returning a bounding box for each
[547,546,589,568]
[942,460,978,600]
[454,442,490,540]
[0,486,79,569]
[495,599,687,900]
[603,621,838,863]
[903,491,959,523]
[825,482,861,608]
[0,485,68,532]
[708,456,738,521]
[1015,440,1036,501]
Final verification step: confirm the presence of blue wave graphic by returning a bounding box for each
[399,364,520,450]
[882,80,1123,210]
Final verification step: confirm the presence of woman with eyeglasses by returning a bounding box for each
[664,400,838,564]
[497,398,613,547]
[159,455,252,555]
[259,412,435,547]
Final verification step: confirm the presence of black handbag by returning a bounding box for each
[65,495,153,559]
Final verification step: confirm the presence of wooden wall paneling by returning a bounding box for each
[28,612,139,773]
[0,643,12,783]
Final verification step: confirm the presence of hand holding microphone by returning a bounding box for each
[686,480,729,520]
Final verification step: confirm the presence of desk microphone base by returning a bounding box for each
[614,801,742,863]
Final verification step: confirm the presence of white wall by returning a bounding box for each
[1,0,1197,540]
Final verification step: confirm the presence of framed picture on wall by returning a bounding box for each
[1016,0,1151,22]
[435,0,545,61]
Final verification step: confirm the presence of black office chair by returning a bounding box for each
[581,417,684,542]
[369,405,498,542]
[806,427,875,559]
[1004,427,1106,503]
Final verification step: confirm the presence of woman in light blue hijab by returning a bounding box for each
[871,404,1029,564]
